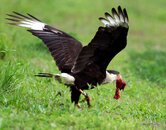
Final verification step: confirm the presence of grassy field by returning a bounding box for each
[0,0,166,129]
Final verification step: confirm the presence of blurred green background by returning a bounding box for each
[0,0,166,129]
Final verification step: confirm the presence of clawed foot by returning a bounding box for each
[80,96,92,108]
[75,96,92,108]
[75,88,92,108]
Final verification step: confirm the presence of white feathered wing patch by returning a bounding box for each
[99,6,129,28]
[18,19,45,30]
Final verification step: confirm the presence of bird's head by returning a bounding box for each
[103,70,127,99]
[114,74,126,99]
[116,74,126,90]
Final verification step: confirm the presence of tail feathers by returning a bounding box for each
[35,72,62,83]
[35,72,75,85]
[35,73,54,78]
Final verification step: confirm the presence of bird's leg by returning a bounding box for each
[70,86,81,108]
[78,89,91,108]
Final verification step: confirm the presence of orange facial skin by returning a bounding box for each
[114,75,126,99]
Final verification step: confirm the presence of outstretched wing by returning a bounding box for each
[72,6,129,73]
[6,12,83,73]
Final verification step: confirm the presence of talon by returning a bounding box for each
[85,96,92,107]
[81,96,91,102]
[77,88,92,107]
[85,96,91,102]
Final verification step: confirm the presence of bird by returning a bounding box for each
[6,6,129,107]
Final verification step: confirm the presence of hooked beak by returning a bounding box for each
[119,80,126,91]
[116,75,126,90]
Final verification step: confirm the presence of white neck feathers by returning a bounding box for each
[102,71,118,84]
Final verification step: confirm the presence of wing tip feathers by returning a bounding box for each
[99,6,129,28]
[6,12,45,30]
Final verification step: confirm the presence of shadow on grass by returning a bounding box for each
[129,49,166,87]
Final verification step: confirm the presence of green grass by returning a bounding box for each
[0,0,166,129]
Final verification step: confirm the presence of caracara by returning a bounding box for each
[7,6,129,107]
